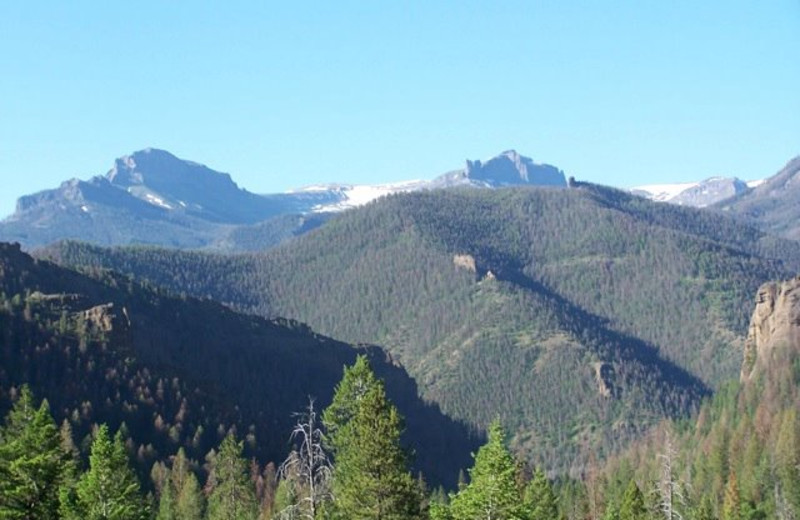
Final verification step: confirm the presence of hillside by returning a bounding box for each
[0,242,477,487]
[39,183,800,473]
[598,276,800,519]
[716,156,800,240]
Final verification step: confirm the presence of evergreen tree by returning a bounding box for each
[322,356,421,519]
[774,409,800,516]
[322,355,380,453]
[602,502,619,520]
[167,448,204,520]
[721,474,741,520]
[618,480,647,520]
[429,502,454,520]
[175,472,204,520]
[156,477,176,520]
[693,495,715,520]
[64,424,147,520]
[524,468,559,520]
[206,433,258,520]
[449,421,530,520]
[0,386,69,520]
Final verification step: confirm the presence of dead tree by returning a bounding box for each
[654,430,686,520]
[277,398,332,520]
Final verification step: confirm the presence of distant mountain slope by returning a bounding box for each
[0,242,476,487]
[0,148,321,249]
[715,156,800,240]
[40,184,800,473]
[0,148,565,250]
[631,176,753,207]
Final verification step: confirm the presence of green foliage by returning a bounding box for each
[0,242,473,488]
[325,356,422,520]
[524,469,560,520]
[322,355,380,454]
[40,186,800,473]
[0,386,69,520]
[618,480,646,520]
[153,449,205,520]
[449,421,531,520]
[63,424,147,520]
[206,434,258,520]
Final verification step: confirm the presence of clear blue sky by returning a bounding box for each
[1,1,798,217]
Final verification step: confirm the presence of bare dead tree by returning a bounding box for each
[277,397,332,520]
[654,430,686,520]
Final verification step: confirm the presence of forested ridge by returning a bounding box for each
[39,183,800,473]
[0,243,478,488]
[3,276,799,519]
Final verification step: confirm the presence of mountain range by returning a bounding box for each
[3,146,800,480]
[38,181,800,474]
[0,148,567,251]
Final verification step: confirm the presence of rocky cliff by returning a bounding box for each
[741,276,800,381]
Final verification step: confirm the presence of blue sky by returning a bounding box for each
[1,1,798,217]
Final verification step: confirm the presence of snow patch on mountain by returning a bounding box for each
[630,182,700,202]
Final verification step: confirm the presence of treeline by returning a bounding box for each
[0,357,559,519]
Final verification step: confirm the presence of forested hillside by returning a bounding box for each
[40,183,800,473]
[594,276,800,519]
[0,242,477,487]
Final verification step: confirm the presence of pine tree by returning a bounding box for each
[449,420,530,520]
[64,424,147,520]
[156,477,177,520]
[322,355,380,453]
[774,409,800,516]
[168,448,204,520]
[693,495,715,520]
[0,387,69,520]
[175,472,204,520]
[524,468,559,520]
[324,356,422,520]
[206,433,258,520]
[618,480,647,520]
[721,473,740,520]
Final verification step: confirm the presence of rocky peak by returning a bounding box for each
[741,276,800,382]
[463,150,566,187]
[106,148,234,190]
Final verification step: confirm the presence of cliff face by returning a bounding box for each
[741,276,800,382]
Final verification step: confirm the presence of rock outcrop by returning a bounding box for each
[741,276,800,382]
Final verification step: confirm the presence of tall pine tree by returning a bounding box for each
[0,386,69,520]
[61,424,147,520]
[449,420,531,520]
[206,433,258,520]
[324,356,422,520]
[524,468,559,520]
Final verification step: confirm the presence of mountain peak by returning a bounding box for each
[107,148,207,186]
[462,150,566,187]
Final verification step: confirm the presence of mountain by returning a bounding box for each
[0,242,477,487]
[715,156,800,240]
[39,183,800,474]
[598,276,800,518]
[0,149,311,249]
[429,149,566,189]
[631,176,754,207]
[0,149,565,250]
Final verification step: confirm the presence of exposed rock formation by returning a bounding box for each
[741,276,800,382]
[453,254,477,273]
